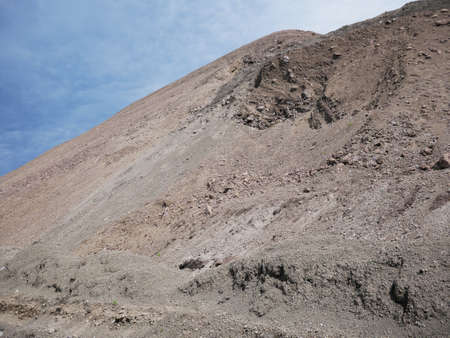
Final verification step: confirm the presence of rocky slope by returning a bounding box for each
[0,1,449,337]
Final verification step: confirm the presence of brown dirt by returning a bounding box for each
[0,1,449,337]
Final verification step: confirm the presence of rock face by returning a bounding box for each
[0,1,449,337]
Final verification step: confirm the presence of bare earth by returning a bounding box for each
[0,1,449,337]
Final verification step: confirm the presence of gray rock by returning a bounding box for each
[327,157,337,165]
[280,55,290,65]
[433,153,450,169]
[435,19,450,26]
[421,147,433,156]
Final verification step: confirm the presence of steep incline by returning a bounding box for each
[0,30,317,248]
[0,1,449,337]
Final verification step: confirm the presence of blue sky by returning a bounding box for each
[0,0,409,176]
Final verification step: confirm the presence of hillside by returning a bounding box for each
[0,1,449,336]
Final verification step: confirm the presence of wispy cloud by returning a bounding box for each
[0,0,410,176]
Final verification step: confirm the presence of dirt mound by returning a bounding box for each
[182,245,449,326]
[0,1,449,336]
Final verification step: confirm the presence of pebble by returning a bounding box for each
[418,51,431,59]
[327,157,337,165]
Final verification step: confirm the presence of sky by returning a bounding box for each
[0,0,410,176]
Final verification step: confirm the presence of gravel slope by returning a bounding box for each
[0,1,449,336]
